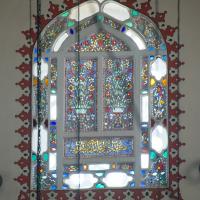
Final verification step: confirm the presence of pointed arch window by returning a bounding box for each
[32,0,168,190]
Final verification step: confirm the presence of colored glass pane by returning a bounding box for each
[141,57,149,91]
[104,58,134,130]
[64,137,134,158]
[65,59,97,132]
[50,59,57,152]
[152,82,167,119]
[68,32,129,52]
[144,157,168,187]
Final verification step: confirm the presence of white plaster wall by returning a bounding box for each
[0,0,200,199]
[0,0,30,199]
[179,0,200,199]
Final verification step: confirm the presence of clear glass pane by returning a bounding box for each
[141,153,149,169]
[125,30,146,50]
[150,125,168,154]
[31,126,48,154]
[33,59,48,80]
[141,95,149,123]
[49,153,57,171]
[88,164,110,171]
[50,95,57,120]
[102,172,133,187]
[52,32,69,52]
[63,173,98,189]
[150,57,167,80]
[69,1,99,21]
[102,1,130,21]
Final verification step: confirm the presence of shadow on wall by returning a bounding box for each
[185,160,200,184]
[0,175,2,187]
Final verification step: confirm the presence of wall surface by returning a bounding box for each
[0,0,200,199]
[179,0,200,199]
[0,0,29,199]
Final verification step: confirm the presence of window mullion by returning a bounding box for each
[56,56,65,189]
[97,55,103,134]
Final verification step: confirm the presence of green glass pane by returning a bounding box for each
[32,154,37,162]
[162,150,168,158]
[51,89,56,94]
[97,15,104,22]
[43,153,49,161]
[160,173,167,185]
[95,183,105,189]
[61,11,69,17]
[126,21,133,28]
[131,9,139,17]
[150,151,157,160]
[67,21,75,27]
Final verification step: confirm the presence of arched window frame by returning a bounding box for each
[31,0,168,190]
[15,0,184,198]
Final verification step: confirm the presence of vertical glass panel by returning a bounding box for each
[141,153,149,169]
[50,95,57,120]
[102,172,133,187]
[104,58,134,130]
[32,128,38,154]
[141,95,149,123]
[50,121,57,152]
[152,82,167,119]
[50,59,57,152]
[33,59,48,80]
[65,59,97,132]
[49,153,57,171]
[40,125,48,154]
[31,126,48,154]
[141,56,149,91]
[102,1,130,21]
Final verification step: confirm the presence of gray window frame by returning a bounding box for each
[49,19,149,189]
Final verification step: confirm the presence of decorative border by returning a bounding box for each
[15,0,185,199]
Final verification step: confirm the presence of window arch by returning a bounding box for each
[32,0,168,190]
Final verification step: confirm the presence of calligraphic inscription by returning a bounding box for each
[64,137,134,158]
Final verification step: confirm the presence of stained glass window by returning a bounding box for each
[32,0,168,190]
[104,58,134,130]
[68,32,129,52]
[64,137,134,158]
[65,59,97,132]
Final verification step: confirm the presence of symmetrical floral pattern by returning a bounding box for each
[68,32,129,52]
[15,0,185,199]
[65,59,97,132]
[104,58,134,130]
